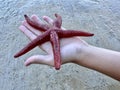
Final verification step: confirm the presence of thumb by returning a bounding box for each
[24,55,54,66]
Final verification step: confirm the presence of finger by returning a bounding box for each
[19,25,50,53]
[19,25,37,40]
[26,15,53,54]
[53,14,62,28]
[61,27,66,30]
[31,14,41,25]
[43,16,54,25]
[24,55,53,66]
[30,15,49,31]
[43,16,66,30]
[21,15,53,54]
[22,20,42,36]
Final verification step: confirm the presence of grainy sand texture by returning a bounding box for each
[0,0,120,90]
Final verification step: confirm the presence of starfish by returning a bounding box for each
[14,14,94,70]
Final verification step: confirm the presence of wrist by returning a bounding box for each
[75,44,93,66]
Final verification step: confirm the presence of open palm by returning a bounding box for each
[19,14,88,68]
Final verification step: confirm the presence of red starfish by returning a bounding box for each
[14,14,94,70]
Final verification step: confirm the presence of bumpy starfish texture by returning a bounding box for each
[14,14,94,70]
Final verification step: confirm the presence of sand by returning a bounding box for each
[0,0,120,90]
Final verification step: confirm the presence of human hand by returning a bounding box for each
[19,14,89,67]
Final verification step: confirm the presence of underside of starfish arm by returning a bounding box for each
[14,31,50,58]
[50,30,61,70]
[53,14,62,28]
[58,30,94,38]
[24,15,48,31]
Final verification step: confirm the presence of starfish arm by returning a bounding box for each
[14,31,50,58]
[53,14,62,28]
[57,30,94,38]
[50,30,61,70]
[24,15,48,31]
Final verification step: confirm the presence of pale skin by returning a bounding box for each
[19,14,120,81]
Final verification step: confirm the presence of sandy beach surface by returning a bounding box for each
[0,0,120,90]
